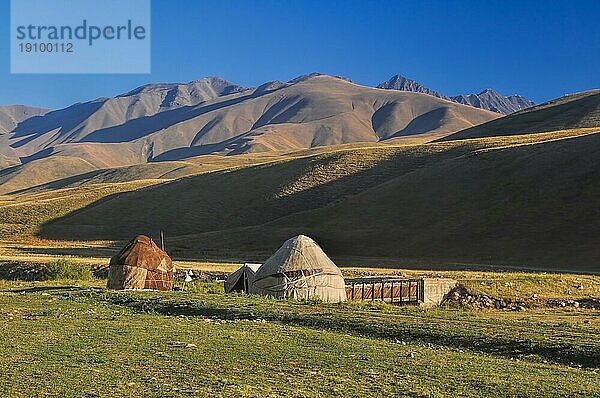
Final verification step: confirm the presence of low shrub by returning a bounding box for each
[43,259,94,281]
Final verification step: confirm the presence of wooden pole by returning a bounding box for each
[400,281,403,303]
[371,280,375,301]
[160,230,165,251]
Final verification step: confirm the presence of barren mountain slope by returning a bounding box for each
[7,77,244,162]
[0,105,49,133]
[129,76,497,156]
[0,133,21,169]
[4,75,499,168]
[0,105,50,168]
[377,75,447,99]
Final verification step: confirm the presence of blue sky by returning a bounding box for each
[1,0,599,109]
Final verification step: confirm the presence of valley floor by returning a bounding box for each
[1,279,599,397]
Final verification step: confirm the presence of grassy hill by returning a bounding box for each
[0,180,160,238]
[0,156,98,194]
[442,90,600,141]
[267,131,600,270]
[168,130,600,271]
[0,151,296,195]
[17,128,596,271]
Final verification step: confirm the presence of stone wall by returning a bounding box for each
[421,278,458,306]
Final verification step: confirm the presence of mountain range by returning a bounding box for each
[0,74,500,172]
[377,74,535,114]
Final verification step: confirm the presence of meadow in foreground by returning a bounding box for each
[1,278,599,397]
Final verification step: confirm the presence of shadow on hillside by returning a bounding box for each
[91,293,600,369]
[38,142,468,244]
[11,101,105,145]
[34,133,600,271]
[81,90,264,144]
[151,133,252,161]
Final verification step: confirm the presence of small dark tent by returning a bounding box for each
[225,263,261,293]
[107,235,174,291]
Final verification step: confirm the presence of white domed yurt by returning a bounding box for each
[251,235,346,303]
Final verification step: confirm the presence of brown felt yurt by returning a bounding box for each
[251,235,346,303]
[107,235,174,291]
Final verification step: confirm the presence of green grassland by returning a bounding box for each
[1,278,599,398]
[0,180,159,238]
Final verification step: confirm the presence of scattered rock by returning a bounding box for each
[446,286,513,309]
[446,285,600,311]
[0,261,46,281]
